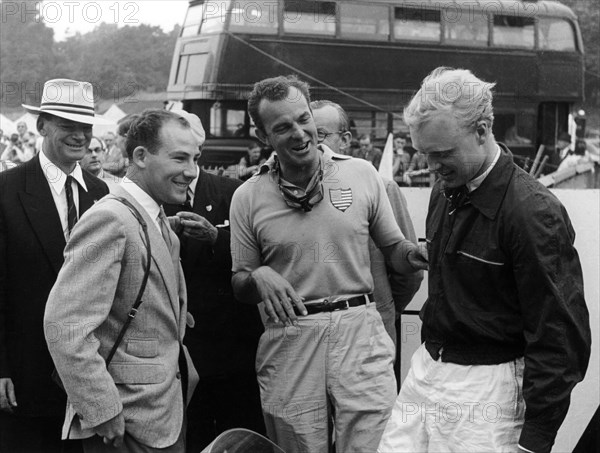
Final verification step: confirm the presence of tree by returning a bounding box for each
[54,23,179,102]
[0,1,57,108]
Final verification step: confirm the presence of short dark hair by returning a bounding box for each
[310,100,350,132]
[125,109,190,159]
[248,75,311,133]
[117,113,141,138]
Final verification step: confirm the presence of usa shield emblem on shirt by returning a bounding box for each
[329,188,352,212]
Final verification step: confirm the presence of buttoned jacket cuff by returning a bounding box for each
[519,423,554,453]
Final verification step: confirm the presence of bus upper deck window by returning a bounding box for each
[181,3,205,37]
[493,15,534,48]
[340,3,389,41]
[283,1,336,36]
[201,0,231,34]
[538,18,577,51]
[394,8,441,42]
[229,1,279,34]
[444,9,488,46]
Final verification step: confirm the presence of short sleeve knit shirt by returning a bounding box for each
[230,145,404,301]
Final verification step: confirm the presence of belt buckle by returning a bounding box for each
[321,298,334,312]
[320,298,350,313]
[333,299,350,312]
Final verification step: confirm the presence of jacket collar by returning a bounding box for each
[467,143,516,220]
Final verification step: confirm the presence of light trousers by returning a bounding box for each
[378,343,525,453]
[256,302,396,453]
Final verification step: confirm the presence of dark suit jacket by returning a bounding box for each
[0,155,109,417]
[165,171,264,378]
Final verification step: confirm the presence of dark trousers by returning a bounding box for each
[186,373,265,452]
[0,412,82,453]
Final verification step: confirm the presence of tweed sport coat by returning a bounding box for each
[0,154,109,417]
[44,185,199,448]
[165,170,264,378]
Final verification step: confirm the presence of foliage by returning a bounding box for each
[0,2,179,108]
[55,23,179,104]
[0,1,57,107]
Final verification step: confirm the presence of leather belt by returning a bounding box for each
[294,294,373,316]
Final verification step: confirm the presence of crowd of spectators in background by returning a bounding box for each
[3,113,598,184]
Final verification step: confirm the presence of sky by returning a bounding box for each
[35,1,190,41]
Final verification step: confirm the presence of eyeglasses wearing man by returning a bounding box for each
[80,137,106,176]
[316,129,346,143]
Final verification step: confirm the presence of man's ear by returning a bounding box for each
[131,146,149,167]
[339,131,353,153]
[476,121,489,145]
[37,116,47,136]
[256,128,270,147]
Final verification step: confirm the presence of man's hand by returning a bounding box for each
[0,377,17,413]
[176,212,218,245]
[168,215,183,235]
[407,245,428,271]
[411,242,428,269]
[382,240,428,273]
[251,266,306,325]
[93,411,125,448]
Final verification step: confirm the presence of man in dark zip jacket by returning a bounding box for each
[378,67,591,453]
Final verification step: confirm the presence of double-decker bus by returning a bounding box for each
[167,0,584,173]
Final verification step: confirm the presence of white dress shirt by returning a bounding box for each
[39,150,88,241]
[120,177,162,233]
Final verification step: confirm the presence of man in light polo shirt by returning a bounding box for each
[230,75,427,453]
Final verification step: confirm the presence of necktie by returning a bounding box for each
[158,207,180,276]
[65,175,78,235]
[444,185,470,215]
[183,188,193,211]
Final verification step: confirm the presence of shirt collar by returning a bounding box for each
[189,166,199,194]
[257,144,351,176]
[467,143,516,220]
[466,145,502,193]
[120,176,161,222]
[39,149,88,194]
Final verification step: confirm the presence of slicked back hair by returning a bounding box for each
[248,75,311,134]
[404,67,496,133]
[310,100,350,132]
[117,113,141,139]
[125,109,190,159]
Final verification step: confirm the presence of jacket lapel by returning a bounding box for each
[111,186,181,322]
[79,172,105,213]
[19,156,66,275]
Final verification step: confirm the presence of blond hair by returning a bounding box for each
[404,67,496,132]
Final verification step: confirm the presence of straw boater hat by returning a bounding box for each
[22,78,112,125]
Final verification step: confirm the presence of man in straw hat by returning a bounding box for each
[0,79,110,452]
